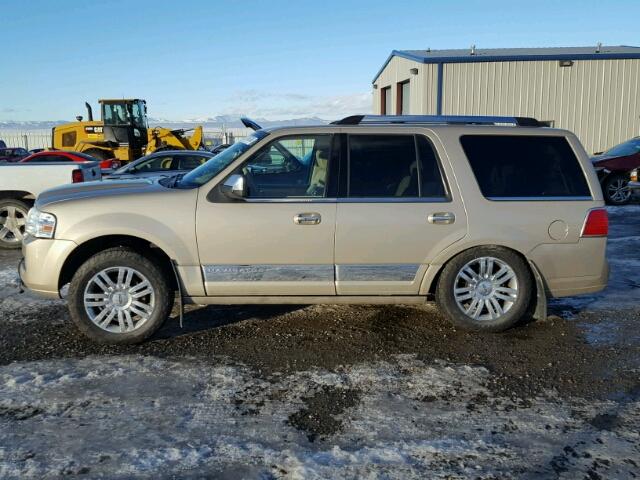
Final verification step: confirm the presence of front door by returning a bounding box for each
[334,132,467,295]
[196,133,337,296]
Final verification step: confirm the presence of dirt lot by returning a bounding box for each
[0,206,639,479]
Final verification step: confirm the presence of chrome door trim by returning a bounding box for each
[336,264,420,282]
[485,196,593,201]
[202,264,423,283]
[337,197,450,203]
[239,197,450,204]
[202,264,334,282]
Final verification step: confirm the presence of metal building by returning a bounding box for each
[371,46,640,153]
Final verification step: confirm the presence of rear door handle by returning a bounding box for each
[294,212,321,225]
[428,212,455,225]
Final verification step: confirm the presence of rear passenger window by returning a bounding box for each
[417,135,447,198]
[461,135,591,199]
[348,135,418,197]
[347,135,448,199]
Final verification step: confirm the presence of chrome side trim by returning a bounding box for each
[240,197,450,204]
[336,264,420,282]
[337,197,450,203]
[202,264,334,282]
[485,196,593,201]
[244,198,337,203]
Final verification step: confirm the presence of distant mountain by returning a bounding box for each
[0,116,329,130]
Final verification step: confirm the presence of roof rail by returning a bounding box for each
[331,115,541,127]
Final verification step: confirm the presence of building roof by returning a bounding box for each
[373,45,640,83]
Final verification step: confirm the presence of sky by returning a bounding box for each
[1,0,639,121]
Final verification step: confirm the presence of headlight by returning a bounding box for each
[632,169,638,182]
[25,208,56,239]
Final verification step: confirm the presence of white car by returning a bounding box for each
[0,161,101,249]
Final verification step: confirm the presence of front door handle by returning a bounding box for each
[294,212,321,225]
[428,212,455,225]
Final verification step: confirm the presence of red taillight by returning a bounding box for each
[581,208,608,237]
[72,169,84,183]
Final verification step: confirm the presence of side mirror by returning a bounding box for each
[221,174,246,200]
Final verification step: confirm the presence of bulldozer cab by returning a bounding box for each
[99,99,148,159]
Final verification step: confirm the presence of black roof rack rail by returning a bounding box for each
[331,115,541,127]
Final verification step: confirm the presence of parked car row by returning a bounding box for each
[20,150,120,171]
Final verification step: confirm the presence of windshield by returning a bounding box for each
[179,131,268,187]
[602,137,640,158]
[102,101,147,128]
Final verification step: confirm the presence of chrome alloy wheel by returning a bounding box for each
[453,256,518,321]
[84,267,155,333]
[607,178,631,203]
[0,205,27,244]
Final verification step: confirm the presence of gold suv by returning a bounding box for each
[19,115,609,344]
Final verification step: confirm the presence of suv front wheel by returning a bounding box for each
[68,248,173,344]
[436,247,533,332]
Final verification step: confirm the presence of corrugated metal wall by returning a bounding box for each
[372,56,438,115]
[373,57,640,153]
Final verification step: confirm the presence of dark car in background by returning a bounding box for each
[591,137,640,205]
[105,150,214,179]
[0,147,30,163]
[20,150,120,171]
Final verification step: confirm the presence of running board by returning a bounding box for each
[184,295,429,306]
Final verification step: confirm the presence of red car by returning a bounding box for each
[20,150,120,171]
[591,137,640,205]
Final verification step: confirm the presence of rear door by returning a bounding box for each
[334,131,467,295]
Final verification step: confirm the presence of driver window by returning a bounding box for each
[239,135,331,199]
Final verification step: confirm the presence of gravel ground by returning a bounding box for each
[0,206,639,479]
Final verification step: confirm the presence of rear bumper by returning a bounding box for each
[20,236,77,299]
[528,238,609,298]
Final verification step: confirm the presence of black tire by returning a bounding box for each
[436,246,533,332]
[84,148,112,161]
[602,173,631,205]
[68,248,173,344]
[0,198,30,249]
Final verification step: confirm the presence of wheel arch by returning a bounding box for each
[422,243,546,321]
[421,243,535,296]
[58,234,178,291]
[0,190,35,202]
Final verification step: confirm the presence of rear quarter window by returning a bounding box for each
[460,135,591,199]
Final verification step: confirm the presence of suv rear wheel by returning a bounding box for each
[436,247,533,332]
[68,248,173,344]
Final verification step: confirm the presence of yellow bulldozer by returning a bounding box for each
[51,99,203,162]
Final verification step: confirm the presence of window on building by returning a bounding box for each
[381,86,392,115]
[397,80,410,115]
[460,135,591,199]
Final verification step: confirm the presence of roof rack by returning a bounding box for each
[331,115,541,127]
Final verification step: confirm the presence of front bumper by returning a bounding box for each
[20,236,77,298]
